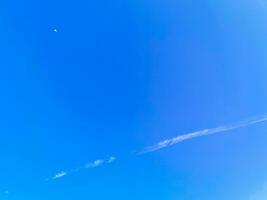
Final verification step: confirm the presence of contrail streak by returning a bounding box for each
[48,114,267,180]
[48,156,116,180]
[137,114,267,155]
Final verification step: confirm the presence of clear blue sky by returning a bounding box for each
[1,0,267,199]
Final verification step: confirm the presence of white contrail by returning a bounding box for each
[48,114,267,180]
[137,114,267,155]
[49,156,116,180]
[52,171,67,180]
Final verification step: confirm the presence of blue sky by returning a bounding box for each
[1,0,267,199]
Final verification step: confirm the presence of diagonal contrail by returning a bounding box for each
[48,114,267,180]
[48,156,116,180]
[137,114,267,155]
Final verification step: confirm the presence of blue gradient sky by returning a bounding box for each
[1,0,267,199]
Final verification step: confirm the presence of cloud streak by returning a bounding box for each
[52,171,67,180]
[49,114,267,181]
[137,114,267,155]
[49,156,116,180]
[85,159,104,168]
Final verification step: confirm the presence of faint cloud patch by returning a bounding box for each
[48,156,116,181]
[86,159,104,168]
[108,156,116,163]
[52,171,67,180]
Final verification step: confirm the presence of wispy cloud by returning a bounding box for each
[137,115,267,155]
[85,159,104,168]
[48,114,267,181]
[108,156,116,163]
[49,156,116,180]
[52,171,67,180]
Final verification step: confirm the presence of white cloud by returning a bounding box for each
[108,156,116,163]
[86,159,104,168]
[137,115,267,154]
[48,156,117,181]
[47,114,267,181]
[52,171,67,180]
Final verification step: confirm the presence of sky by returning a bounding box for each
[0,0,267,199]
